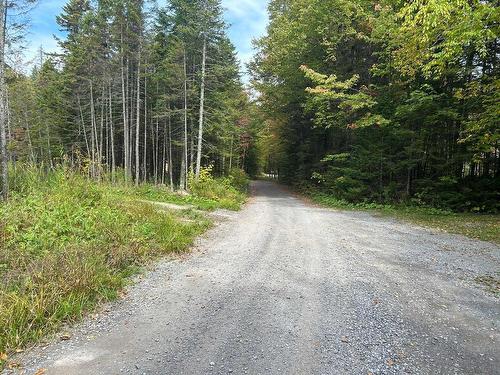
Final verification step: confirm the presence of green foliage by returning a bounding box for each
[301,65,388,129]
[393,0,499,78]
[187,166,247,210]
[5,0,255,189]
[252,0,500,213]
[226,168,250,192]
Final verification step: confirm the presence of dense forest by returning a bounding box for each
[0,0,260,199]
[0,0,499,211]
[251,0,499,212]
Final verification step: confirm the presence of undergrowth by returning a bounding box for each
[187,166,248,210]
[0,166,246,365]
[307,191,500,244]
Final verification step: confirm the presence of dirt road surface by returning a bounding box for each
[8,181,500,374]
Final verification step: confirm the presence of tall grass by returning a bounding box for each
[0,167,213,361]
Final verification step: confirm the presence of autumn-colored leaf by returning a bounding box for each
[7,361,21,369]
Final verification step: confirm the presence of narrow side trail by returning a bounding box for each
[9,181,500,374]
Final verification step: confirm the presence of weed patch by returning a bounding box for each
[0,168,216,363]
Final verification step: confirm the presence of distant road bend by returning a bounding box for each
[11,181,500,374]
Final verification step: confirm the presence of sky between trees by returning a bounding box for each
[24,0,269,80]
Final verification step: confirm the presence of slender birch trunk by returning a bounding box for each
[99,85,105,172]
[161,118,166,185]
[195,36,207,179]
[182,47,189,189]
[105,97,110,175]
[135,53,141,186]
[154,114,159,185]
[121,32,129,182]
[153,81,159,184]
[0,0,7,200]
[190,118,194,171]
[109,83,116,182]
[150,117,156,183]
[77,94,91,158]
[5,90,10,162]
[229,134,233,171]
[143,68,147,182]
[90,81,97,178]
[168,103,173,190]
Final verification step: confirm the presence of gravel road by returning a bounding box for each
[7,181,500,375]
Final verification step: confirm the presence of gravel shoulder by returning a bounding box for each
[5,180,500,375]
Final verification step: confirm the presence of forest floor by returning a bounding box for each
[5,180,499,375]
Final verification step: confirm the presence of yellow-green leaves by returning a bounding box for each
[300,65,387,129]
[393,0,500,78]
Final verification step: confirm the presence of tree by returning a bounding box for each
[1,0,38,199]
[3,0,252,194]
[251,0,499,211]
[0,0,7,199]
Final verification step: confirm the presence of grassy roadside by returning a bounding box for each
[0,167,248,368]
[308,192,500,244]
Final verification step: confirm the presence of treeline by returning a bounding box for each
[252,0,499,212]
[0,0,260,199]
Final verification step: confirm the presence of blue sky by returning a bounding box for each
[26,0,269,79]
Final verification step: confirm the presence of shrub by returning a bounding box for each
[225,168,250,192]
[188,166,246,210]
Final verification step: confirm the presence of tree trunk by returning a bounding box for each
[77,94,91,157]
[97,84,106,178]
[5,89,11,162]
[135,52,141,186]
[99,85,105,174]
[90,81,97,178]
[121,31,129,182]
[168,104,173,190]
[150,117,156,183]
[190,118,194,171]
[161,118,166,185]
[154,114,159,185]
[229,134,233,171]
[143,68,147,182]
[195,36,207,179]
[109,83,116,182]
[182,47,189,189]
[0,0,6,200]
